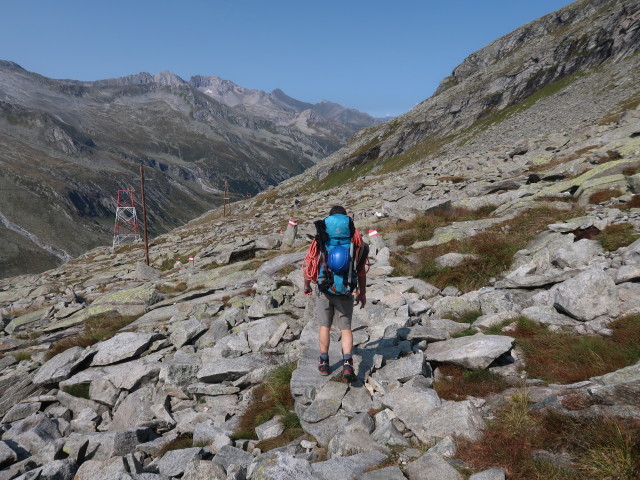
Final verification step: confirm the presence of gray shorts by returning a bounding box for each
[316,292,354,331]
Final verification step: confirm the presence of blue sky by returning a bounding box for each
[2,0,574,117]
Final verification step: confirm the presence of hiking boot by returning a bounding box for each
[318,356,330,376]
[342,357,355,381]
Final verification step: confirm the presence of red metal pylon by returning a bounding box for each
[113,190,141,247]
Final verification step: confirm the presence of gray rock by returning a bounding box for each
[247,295,275,319]
[3,413,64,464]
[520,306,581,331]
[472,312,517,331]
[311,451,388,479]
[554,268,619,321]
[197,353,270,383]
[423,318,470,336]
[0,458,38,479]
[373,351,427,383]
[301,381,349,423]
[192,420,232,452]
[15,459,77,480]
[615,264,640,283]
[33,346,85,386]
[0,441,18,469]
[157,447,204,477]
[425,334,514,369]
[403,325,449,342]
[371,420,410,447]
[108,362,162,391]
[478,289,533,315]
[327,428,387,459]
[405,452,462,480]
[360,466,407,480]
[159,358,200,392]
[255,416,285,441]
[589,361,640,407]
[469,467,506,480]
[428,436,457,458]
[182,459,226,480]
[255,250,305,275]
[247,317,280,352]
[169,318,207,348]
[1,402,41,424]
[408,299,431,316]
[432,293,481,318]
[90,378,121,406]
[341,384,373,413]
[74,457,133,480]
[63,428,155,461]
[419,400,486,443]
[435,252,478,268]
[187,383,240,396]
[136,433,179,456]
[383,384,440,443]
[109,386,166,431]
[56,391,103,418]
[249,451,319,480]
[622,238,640,265]
[300,415,349,448]
[90,333,158,366]
[213,445,253,470]
[551,239,604,268]
[135,261,161,281]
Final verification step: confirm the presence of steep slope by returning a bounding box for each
[309,0,640,185]
[0,63,378,279]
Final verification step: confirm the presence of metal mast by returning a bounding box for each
[223,180,231,216]
[112,190,141,247]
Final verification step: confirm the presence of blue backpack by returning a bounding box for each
[315,214,358,296]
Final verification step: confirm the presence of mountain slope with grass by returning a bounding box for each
[300,0,640,187]
[0,62,380,280]
[1,0,640,478]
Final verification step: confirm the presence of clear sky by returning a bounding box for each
[1,0,574,118]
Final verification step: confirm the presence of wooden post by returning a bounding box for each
[140,165,150,266]
[223,180,230,216]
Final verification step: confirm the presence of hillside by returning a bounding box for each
[0,63,380,279]
[1,0,640,478]
[305,0,640,187]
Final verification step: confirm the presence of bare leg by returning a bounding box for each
[340,329,353,355]
[319,326,331,354]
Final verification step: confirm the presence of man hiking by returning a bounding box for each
[302,205,368,381]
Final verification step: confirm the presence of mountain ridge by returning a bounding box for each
[0,62,381,279]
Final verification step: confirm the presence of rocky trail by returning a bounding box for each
[0,107,640,479]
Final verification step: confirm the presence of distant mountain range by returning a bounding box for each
[0,63,383,278]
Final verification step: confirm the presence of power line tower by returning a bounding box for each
[113,190,141,247]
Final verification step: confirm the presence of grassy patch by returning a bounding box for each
[458,392,640,479]
[435,365,510,401]
[157,434,195,457]
[589,189,624,204]
[62,383,90,399]
[314,161,378,192]
[231,363,300,450]
[46,313,140,360]
[391,206,581,292]
[437,176,468,183]
[13,351,32,362]
[392,206,497,247]
[155,282,188,294]
[621,195,640,210]
[513,316,640,383]
[597,224,640,251]
[443,310,483,324]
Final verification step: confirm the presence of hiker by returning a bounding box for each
[302,205,369,381]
